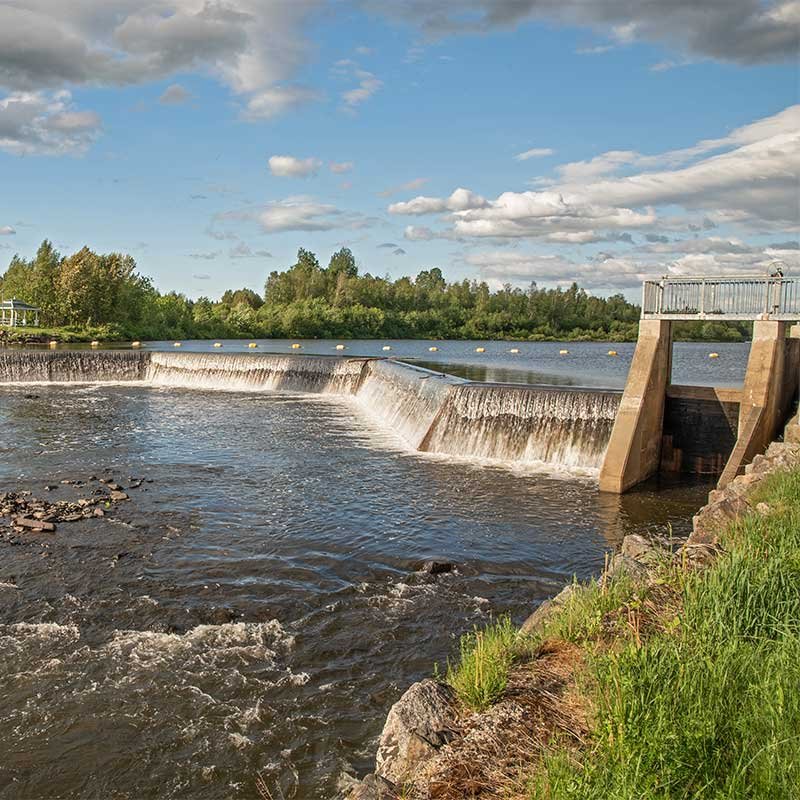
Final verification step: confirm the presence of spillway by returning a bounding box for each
[0,349,621,473]
[420,383,620,469]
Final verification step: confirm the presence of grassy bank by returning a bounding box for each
[0,324,126,344]
[442,468,800,799]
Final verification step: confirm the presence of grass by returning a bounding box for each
[441,616,521,712]
[440,468,800,800]
[0,323,124,343]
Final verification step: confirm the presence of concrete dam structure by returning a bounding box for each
[599,275,800,493]
[0,350,620,473]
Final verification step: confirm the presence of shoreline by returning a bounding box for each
[345,431,800,798]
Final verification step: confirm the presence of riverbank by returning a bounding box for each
[347,438,800,798]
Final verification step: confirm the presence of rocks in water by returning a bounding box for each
[374,679,458,786]
[419,560,455,575]
[109,491,129,502]
[14,517,56,532]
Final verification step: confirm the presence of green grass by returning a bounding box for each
[531,468,800,800]
[439,469,800,799]
[441,616,521,712]
[0,323,125,343]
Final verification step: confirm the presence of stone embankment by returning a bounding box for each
[345,437,800,799]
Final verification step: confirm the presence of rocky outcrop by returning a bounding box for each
[347,680,458,797]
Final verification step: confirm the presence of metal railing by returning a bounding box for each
[641,275,800,321]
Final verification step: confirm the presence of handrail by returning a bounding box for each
[641,275,800,321]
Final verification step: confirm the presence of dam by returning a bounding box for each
[0,349,621,473]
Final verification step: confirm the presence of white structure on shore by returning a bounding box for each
[0,298,40,327]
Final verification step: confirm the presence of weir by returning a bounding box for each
[0,349,619,473]
[599,276,800,493]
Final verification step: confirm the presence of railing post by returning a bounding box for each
[700,279,706,317]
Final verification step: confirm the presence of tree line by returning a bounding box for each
[0,241,749,342]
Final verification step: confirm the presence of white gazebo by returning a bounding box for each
[0,298,40,327]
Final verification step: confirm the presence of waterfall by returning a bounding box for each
[0,350,148,382]
[144,352,368,394]
[419,384,621,470]
[0,349,622,473]
[353,359,465,449]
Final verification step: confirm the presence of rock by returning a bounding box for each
[345,773,396,800]
[93,507,105,518]
[620,534,666,565]
[520,582,580,635]
[14,517,55,532]
[374,679,458,785]
[43,485,58,492]
[109,491,129,501]
[420,560,454,575]
[106,482,122,491]
[62,513,83,522]
[605,553,648,581]
[692,495,750,541]
[756,502,771,516]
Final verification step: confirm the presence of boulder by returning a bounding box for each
[420,560,454,575]
[604,553,648,581]
[692,495,750,542]
[374,679,458,785]
[520,582,580,635]
[620,534,665,566]
[14,517,55,532]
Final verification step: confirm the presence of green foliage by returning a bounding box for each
[2,242,745,341]
[532,468,800,800]
[443,616,520,712]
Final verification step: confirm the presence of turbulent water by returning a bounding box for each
[0,351,710,799]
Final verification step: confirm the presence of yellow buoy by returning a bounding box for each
[335,344,346,350]
[559,349,569,355]
[509,348,519,354]
[291,343,301,349]
[382,345,392,351]
[248,342,258,349]
[131,341,141,348]
[475,347,485,353]
[608,350,618,356]
[709,352,719,359]
[49,340,57,348]
[90,340,99,347]
[429,346,438,352]
[213,342,222,348]
[173,342,182,347]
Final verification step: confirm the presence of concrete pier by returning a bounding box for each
[599,319,672,493]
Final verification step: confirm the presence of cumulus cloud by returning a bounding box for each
[268,155,322,178]
[0,225,15,235]
[387,106,800,243]
[371,0,800,64]
[0,90,101,155]
[329,161,354,174]
[514,147,554,161]
[390,187,489,215]
[159,83,191,105]
[0,1,324,119]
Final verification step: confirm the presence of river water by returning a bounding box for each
[0,343,726,798]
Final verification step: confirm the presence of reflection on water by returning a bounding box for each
[0,385,711,799]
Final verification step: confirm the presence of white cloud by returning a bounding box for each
[329,161,354,174]
[229,243,272,259]
[341,68,382,109]
[390,187,488,215]
[188,251,220,260]
[372,1,800,64]
[159,83,191,105]
[244,85,320,120]
[0,1,325,120]
[0,90,101,155]
[387,106,800,243]
[0,226,15,235]
[231,196,374,234]
[268,155,322,178]
[514,147,554,161]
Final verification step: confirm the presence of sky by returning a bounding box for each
[0,0,798,301]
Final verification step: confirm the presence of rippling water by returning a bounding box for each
[0,384,710,799]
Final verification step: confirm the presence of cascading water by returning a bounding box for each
[0,350,148,382]
[0,349,621,472]
[419,384,621,470]
[144,351,368,394]
[353,359,465,449]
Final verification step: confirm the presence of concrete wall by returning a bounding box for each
[599,319,672,493]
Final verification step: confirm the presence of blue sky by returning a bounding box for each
[0,1,797,301]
